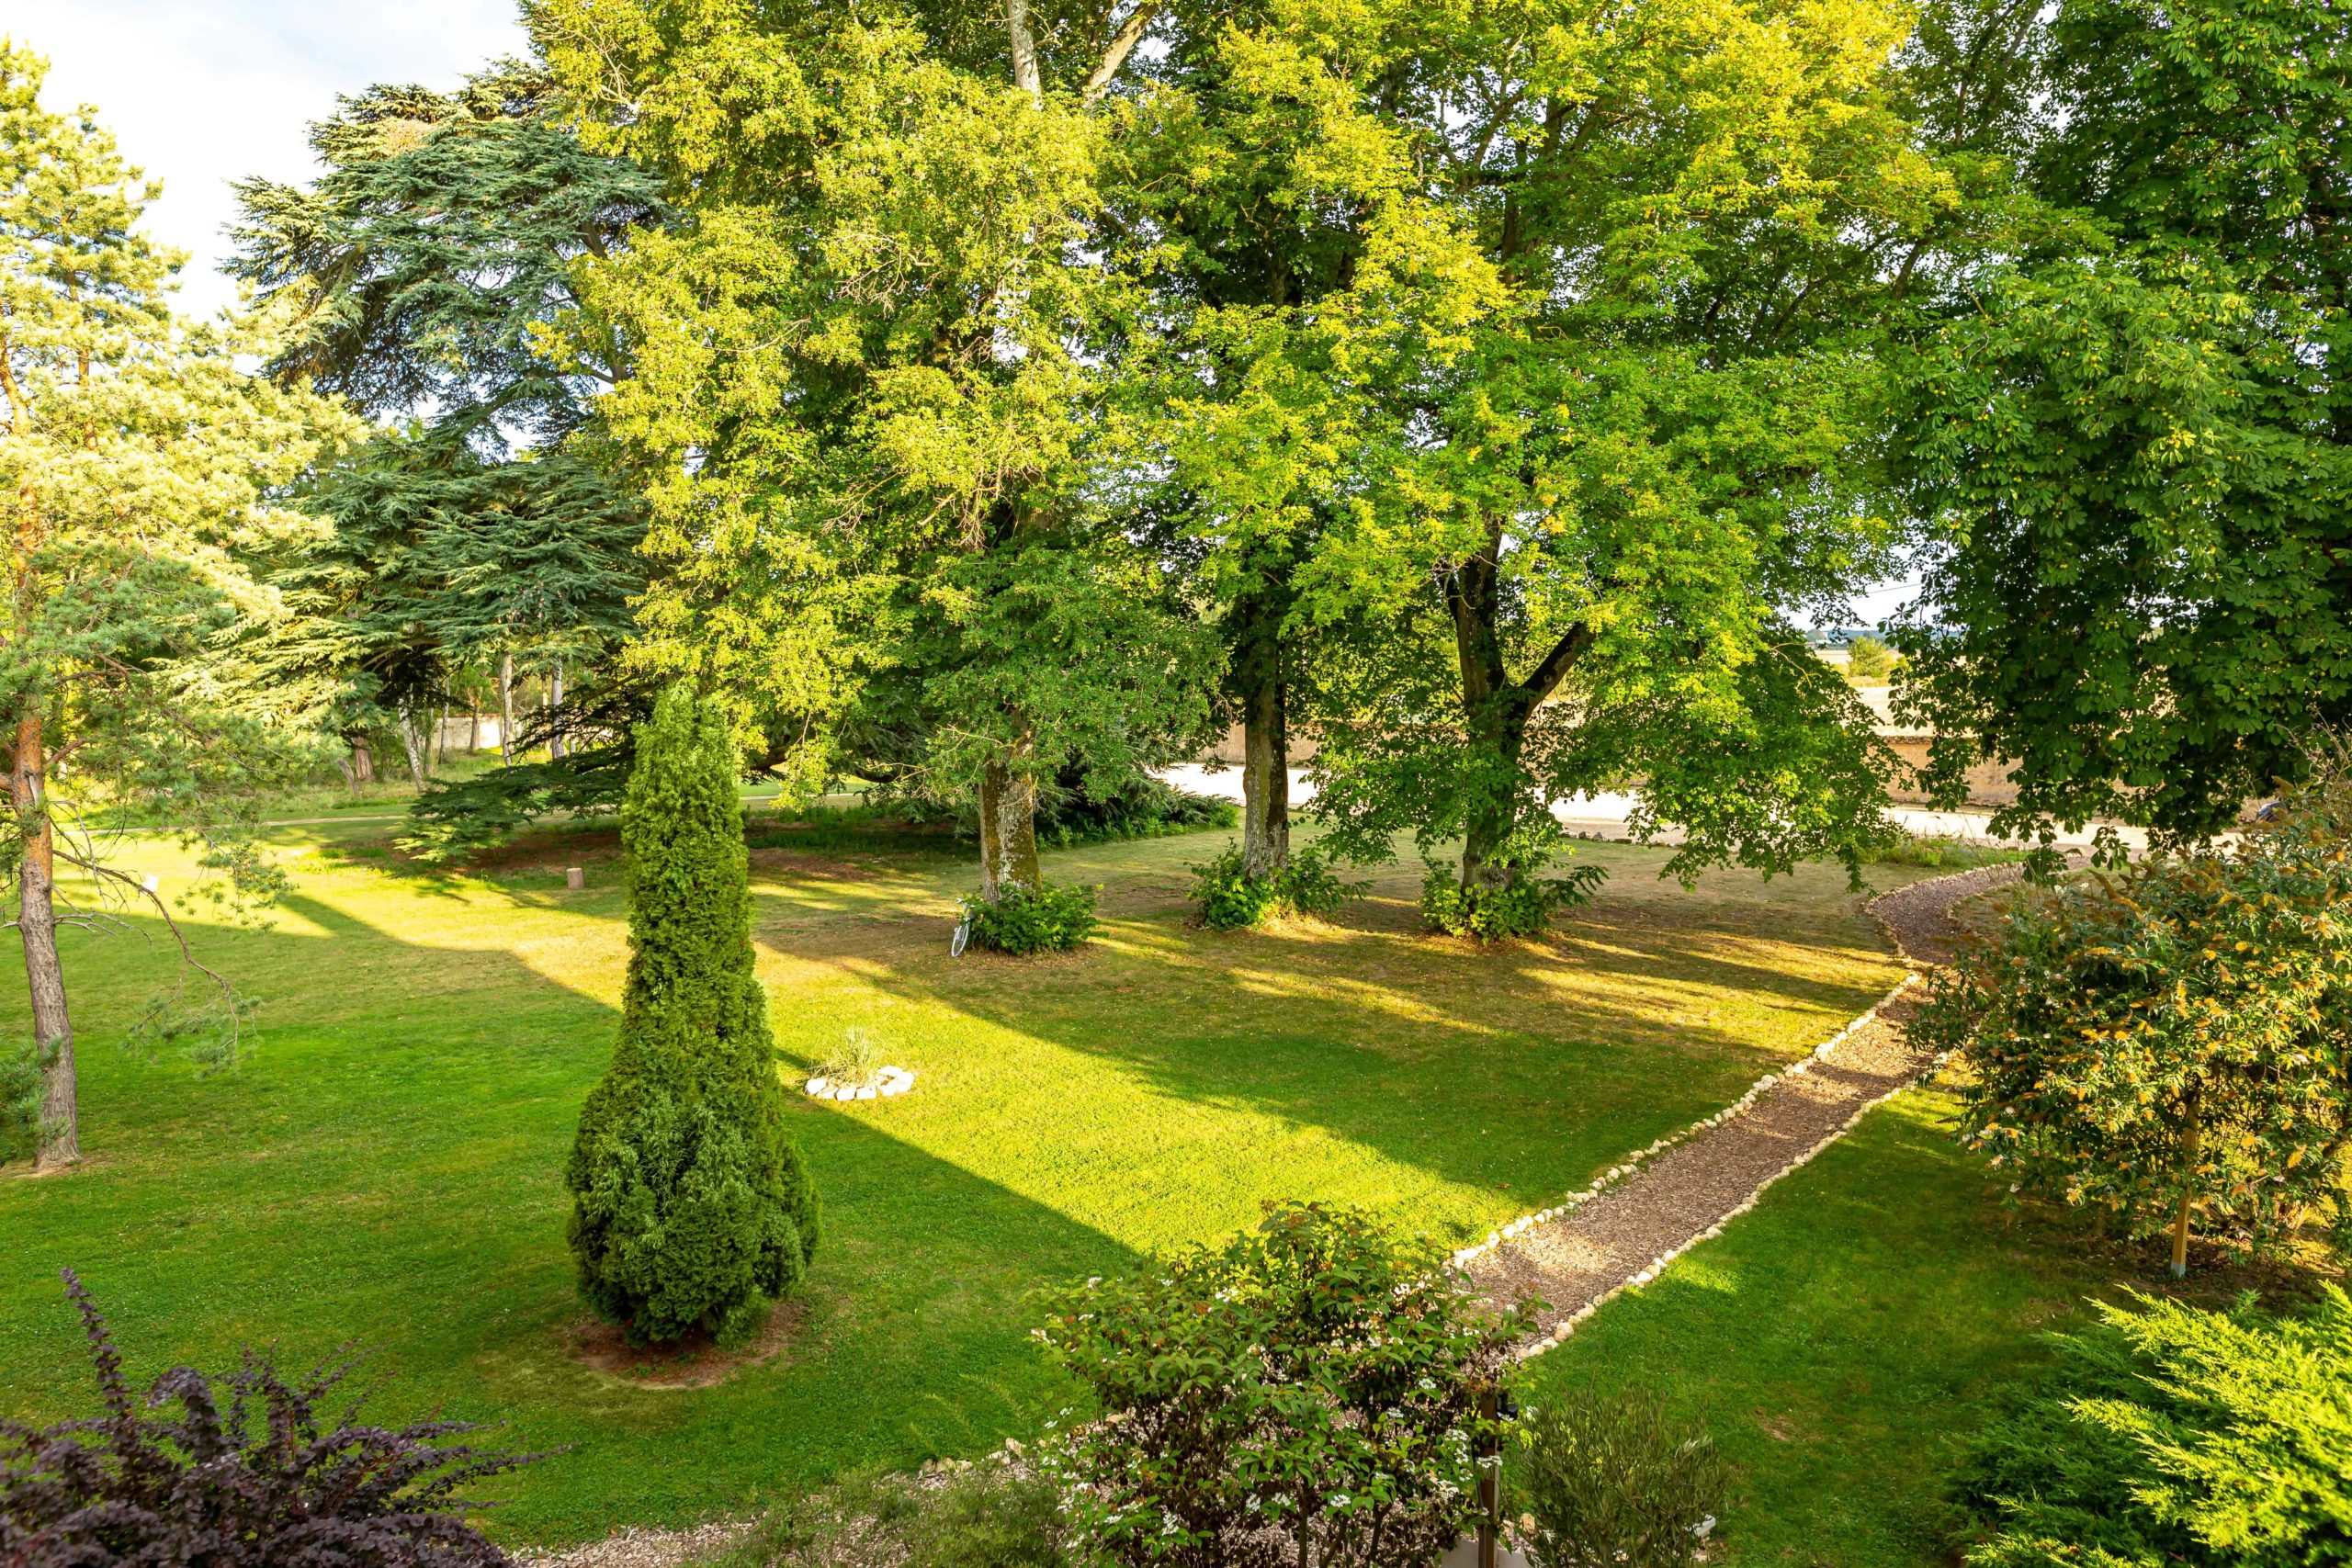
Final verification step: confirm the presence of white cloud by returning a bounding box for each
[1,0,530,318]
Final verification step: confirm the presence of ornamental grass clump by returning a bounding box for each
[1035,1201,1530,1568]
[566,684,820,1347]
[1909,773,2352,1272]
[0,1271,534,1566]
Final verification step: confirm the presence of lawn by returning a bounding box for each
[1,816,1932,1545]
[1508,1085,2325,1567]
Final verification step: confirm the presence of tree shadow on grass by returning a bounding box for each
[749,846,1916,1250]
[0,890,1137,1546]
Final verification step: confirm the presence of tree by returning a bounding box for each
[566,683,818,1346]
[1097,17,1493,886]
[1889,0,2352,844]
[0,44,356,1170]
[229,66,659,808]
[1910,777,2352,1274]
[534,0,1216,906]
[1186,0,1936,927]
[1844,635,1896,682]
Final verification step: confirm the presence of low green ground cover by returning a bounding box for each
[1509,1088,2325,1568]
[0,820,1922,1544]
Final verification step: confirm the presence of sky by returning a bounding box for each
[0,0,1919,623]
[1,0,531,318]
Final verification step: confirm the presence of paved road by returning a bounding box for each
[1154,762,2150,852]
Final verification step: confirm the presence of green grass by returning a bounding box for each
[0,821,1936,1545]
[1508,1087,2322,1568]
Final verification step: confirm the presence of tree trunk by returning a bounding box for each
[468,707,481,754]
[978,746,1042,903]
[398,704,430,786]
[548,662,568,761]
[14,711,78,1170]
[1441,526,1592,897]
[349,737,375,787]
[498,653,515,767]
[2172,1082,2202,1279]
[1006,0,1043,97]
[1234,585,1291,880]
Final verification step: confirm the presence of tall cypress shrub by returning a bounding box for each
[565,684,819,1346]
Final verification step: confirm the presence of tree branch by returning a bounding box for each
[1517,621,1596,706]
[1082,1,1162,104]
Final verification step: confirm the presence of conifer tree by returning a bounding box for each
[0,44,356,1169]
[565,684,818,1346]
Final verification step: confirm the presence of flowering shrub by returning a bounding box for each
[1189,842,1369,931]
[1908,775,2352,1269]
[1511,1389,1726,1568]
[1034,1201,1530,1568]
[965,879,1101,954]
[0,1271,534,1566]
[1420,860,1606,942]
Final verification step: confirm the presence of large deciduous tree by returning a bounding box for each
[0,44,356,1168]
[533,0,1216,906]
[1890,0,2352,845]
[1198,0,1939,925]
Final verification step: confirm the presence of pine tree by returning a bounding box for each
[565,685,818,1346]
[0,45,357,1169]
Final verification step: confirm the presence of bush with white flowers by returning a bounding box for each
[1034,1201,1529,1568]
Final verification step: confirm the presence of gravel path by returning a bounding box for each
[1463,862,2022,1350]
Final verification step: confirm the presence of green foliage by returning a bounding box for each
[961,880,1100,956]
[231,68,656,817]
[533,0,1216,844]
[0,45,356,1156]
[694,1461,1076,1568]
[1890,0,2352,841]
[1909,780,2352,1259]
[1188,840,1367,931]
[1512,1389,1730,1568]
[1844,637,1897,683]
[1421,860,1608,942]
[566,685,818,1346]
[1035,776,1236,850]
[1954,1288,2352,1568]
[0,1038,40,1167]
[399,741,634,863]
[1035,1201,1528,1568]
[1858,836,2031,871]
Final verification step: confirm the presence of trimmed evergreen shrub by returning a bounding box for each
[566,684,819,1347]
[0,1270,532,1565]
[963,879,1099,954]
[1951,1287,2352,1568]
[1512,1389,1727,1568]
[1189,840,1369,931]
[1421,860,1607,941]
